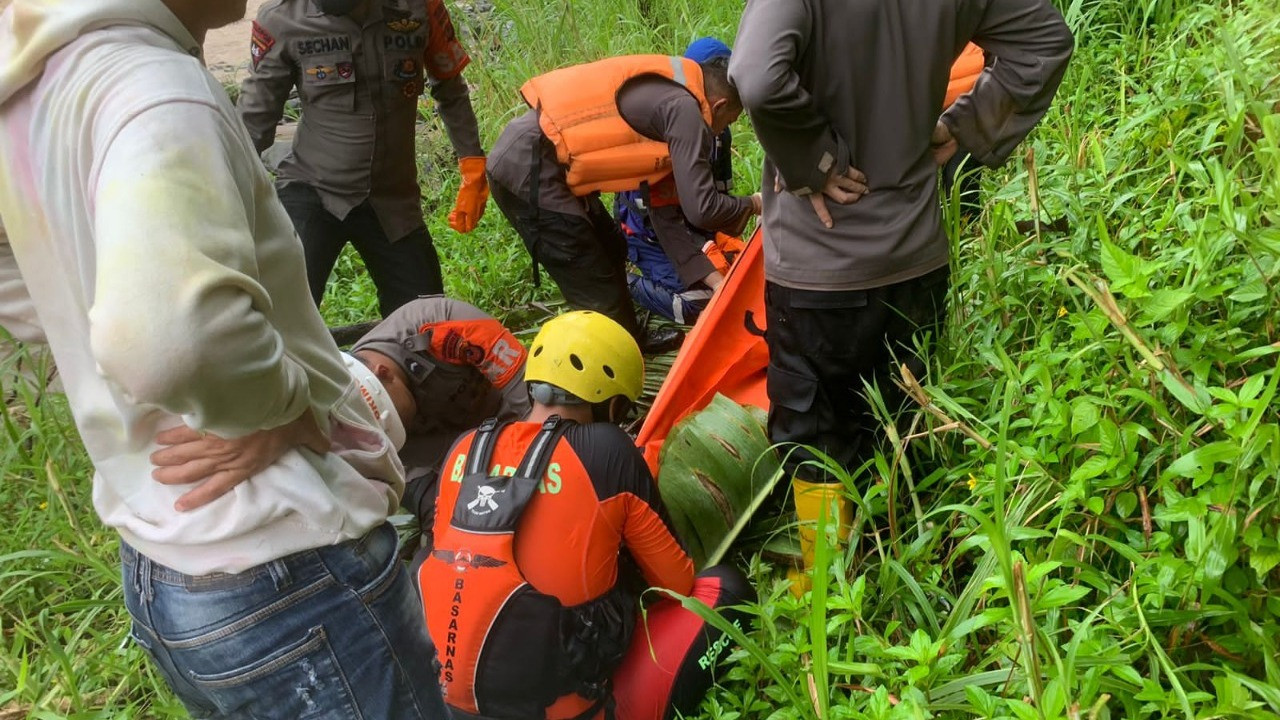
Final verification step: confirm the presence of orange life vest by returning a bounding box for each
[945,43,985,108]
[520,55,714,196]
[421,418,634,718]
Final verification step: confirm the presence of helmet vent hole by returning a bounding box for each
[602,365,615,379]
[570,354,584,371]
[533,345,543,357]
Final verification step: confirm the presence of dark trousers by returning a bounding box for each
[277,182,443,318]
[490,180,641,340]
[764,266,950,481]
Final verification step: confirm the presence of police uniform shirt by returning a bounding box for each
[239,0,483,242]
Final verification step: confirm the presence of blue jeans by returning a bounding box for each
[121,522,448,719]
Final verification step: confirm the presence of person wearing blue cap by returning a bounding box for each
[613,38,741,326]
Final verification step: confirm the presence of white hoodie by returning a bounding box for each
[0,0,405,574]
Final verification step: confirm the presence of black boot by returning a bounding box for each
[638,326,685,355]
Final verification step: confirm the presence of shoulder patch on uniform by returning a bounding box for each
[421,319,527,389]
[250,21,275,70]
[424,0,471,81]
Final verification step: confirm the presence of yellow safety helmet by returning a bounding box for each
[525,311,644,403]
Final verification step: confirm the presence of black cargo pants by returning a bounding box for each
[764,266,950,481]
[277,182,444,318]
[489,179,641,341]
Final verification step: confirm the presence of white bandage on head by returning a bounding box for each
[341,352,407,451]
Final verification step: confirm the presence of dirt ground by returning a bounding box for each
[205,0,272,82]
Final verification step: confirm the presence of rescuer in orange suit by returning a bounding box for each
[420,311,752,720]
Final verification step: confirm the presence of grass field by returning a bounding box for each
[3,0,1279,717]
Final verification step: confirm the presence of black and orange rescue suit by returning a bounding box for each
[420,417,750,720]
[486,55,756,343]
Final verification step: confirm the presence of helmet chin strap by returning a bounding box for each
[315,0,362,15]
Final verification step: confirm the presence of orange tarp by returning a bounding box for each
[637,228,769,475]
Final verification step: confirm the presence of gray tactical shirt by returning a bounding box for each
[239,0,484,242]
[730,0,1073,291]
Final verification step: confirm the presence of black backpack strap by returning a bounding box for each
[466,417,506,476]
[636,181,652,219]
[514,415,572,482]
[450,417,569,532]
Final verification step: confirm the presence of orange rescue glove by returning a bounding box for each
[714,232,745,258]
[702,239,730,273]
[702,233,745,273]
[448,156,489,233]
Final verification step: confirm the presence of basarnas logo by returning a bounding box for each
[466,485,504,515]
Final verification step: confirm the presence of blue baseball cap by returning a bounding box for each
[684,37,731,63]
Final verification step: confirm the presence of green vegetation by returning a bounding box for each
[2,0,1278,717]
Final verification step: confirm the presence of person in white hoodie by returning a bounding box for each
[0,218,57,391]
[0,1,449,717]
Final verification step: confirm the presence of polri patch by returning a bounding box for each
[250,21,275,70]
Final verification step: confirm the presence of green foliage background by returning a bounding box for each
[2,0,1279,717]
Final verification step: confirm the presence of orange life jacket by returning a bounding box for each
[420,418,633,718]
[945,43,985,108]
[520,55,714,196]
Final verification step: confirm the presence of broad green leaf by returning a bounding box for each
[1116,490,1138,518]
[1165,441,1239,479]
[1038,582,1092,609]
[1160,371,1212,414]
[1141,288,1194,322]
[1100,237,1150,297]
[1071,454,1113,484]
[1071,398,1101,436]
[1249,546,1280,581]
